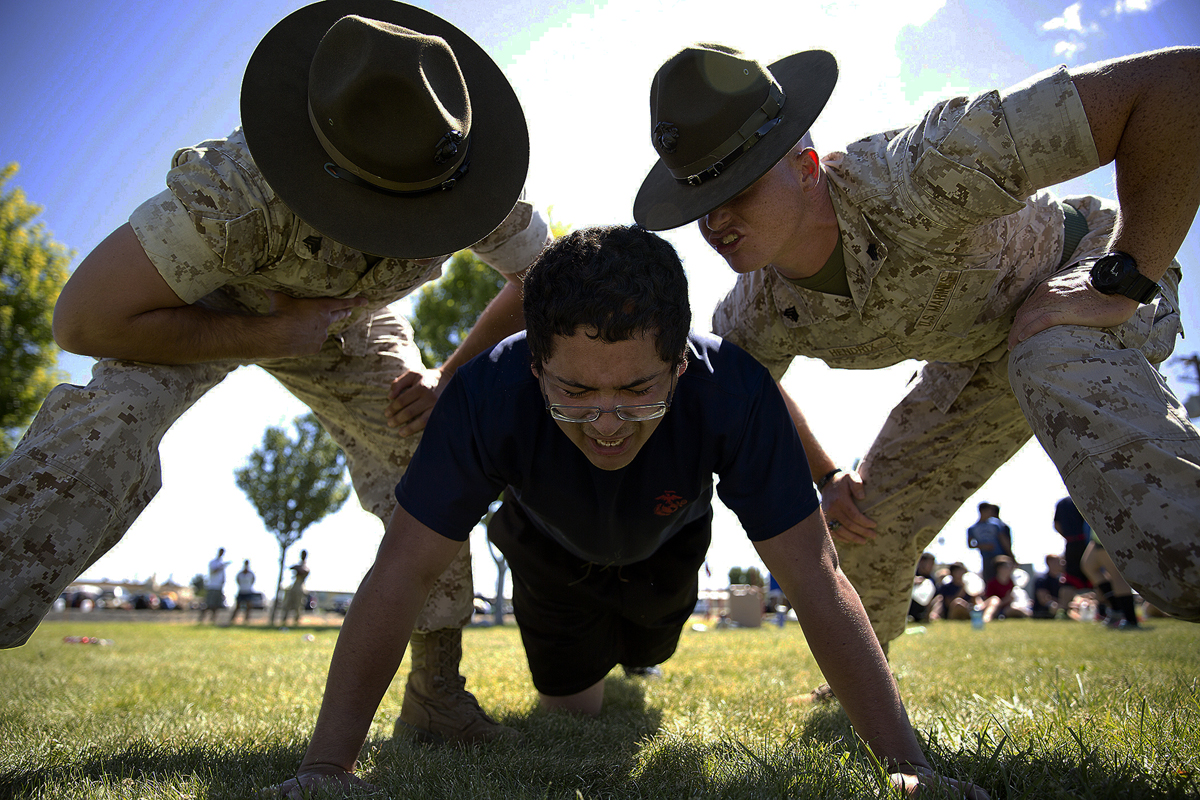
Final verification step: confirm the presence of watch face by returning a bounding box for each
[1094,257,1121,287]
[1089,252,1158,302]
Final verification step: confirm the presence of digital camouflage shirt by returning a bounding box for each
[713,66,1113,412]
[130,127,549,356]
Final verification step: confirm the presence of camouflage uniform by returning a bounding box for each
[0,129,550,647]
[713,66,1200,646]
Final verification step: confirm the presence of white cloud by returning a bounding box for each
[1042,2,1086,32]
[1040,2,1101,62]
[1115,0,1155,13]
[1054,40,1084,59]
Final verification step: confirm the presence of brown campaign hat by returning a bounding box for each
[634,45,837,231]
[241,0,529,258]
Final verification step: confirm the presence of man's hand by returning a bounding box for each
[1008,269,1139,350]
[385,366,446,436]
[264,291,368,359]
[890,765,990,799]
[263,766,381,799]
[820,470,877,544]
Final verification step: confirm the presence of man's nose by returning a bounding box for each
[703,204,731,232]
[590,409,626,436]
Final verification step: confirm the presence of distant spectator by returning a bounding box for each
[990,504,1014,558]
[230,560,257,625]
[930,563,977,621]
[282,550,311,626]
[967,503,1012,582]
[982,556,1028,622]
[1082,539,1141,629]
[1053,497,1092,610]
[200,548,231,624]
[908,553,937,622]
[1031,554,1065,619]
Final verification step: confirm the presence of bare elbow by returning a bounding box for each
[51,294,93,356]
[52,284,112,357]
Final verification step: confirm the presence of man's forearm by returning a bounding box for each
[72,303,303,364]
[776,382,838,481]
[52,223,365,365]
[794,570,926,765]
[440,276,525,378]
[1076,47,1200,280]
[299,564,424,773]
[297,507,462,776]
[756,520,926,767]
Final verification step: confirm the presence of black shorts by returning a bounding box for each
[487,498,711,697]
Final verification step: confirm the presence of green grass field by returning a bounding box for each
[2,615,1198,799]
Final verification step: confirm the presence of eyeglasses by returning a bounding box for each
[541,370,676,424]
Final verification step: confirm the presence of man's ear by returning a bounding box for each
[675,358,688,377]
[793,147,821,187]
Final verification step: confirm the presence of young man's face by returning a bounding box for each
[536,329,680,471]
[696,152,809,276]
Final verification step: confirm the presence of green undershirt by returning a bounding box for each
[785,243,852,297]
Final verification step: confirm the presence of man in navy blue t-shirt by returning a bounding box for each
[271,226,986,799]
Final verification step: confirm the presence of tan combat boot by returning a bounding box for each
[394,627,519,745]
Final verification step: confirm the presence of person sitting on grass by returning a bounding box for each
[982,556,1028,622]
[1031,554,1065,619]
[929,562,978,621]
[267,226,987,799]
[908,552,938,623]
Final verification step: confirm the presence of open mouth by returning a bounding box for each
[594,437,626,448]
[710,230,741,252]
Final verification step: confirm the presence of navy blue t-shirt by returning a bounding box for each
[395,332,818,565]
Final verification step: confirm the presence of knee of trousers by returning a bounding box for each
[836,535,925,646]
[10,374,185,507]
[1010,329,1200,622]
[413,542,475,632]
[1,455,150,648]
[1008,325,1194,473]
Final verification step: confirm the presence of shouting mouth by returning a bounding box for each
[710,230,741,254]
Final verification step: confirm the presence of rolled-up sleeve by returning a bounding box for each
[129,135,273,303]
[469,200,552,275]
[1000,65,1101,191]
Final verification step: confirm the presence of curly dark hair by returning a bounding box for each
[523,225,690,369]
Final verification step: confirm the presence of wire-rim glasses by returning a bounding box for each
[541,370,677,423]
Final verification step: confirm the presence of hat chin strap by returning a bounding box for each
[307,101,471,194]
[668,80,786,187]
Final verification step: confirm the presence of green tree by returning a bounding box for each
[0,163,72,457]
[744,566,764,589]
[411,213,569,367]
[235,412,351,625]
[411,250,506,368]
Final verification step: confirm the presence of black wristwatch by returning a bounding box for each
[1088,251,1160,303]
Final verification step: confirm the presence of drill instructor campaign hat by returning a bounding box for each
[634,45,837,231]
[241,0,529,258]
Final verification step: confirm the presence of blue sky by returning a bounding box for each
[2,0,1197,597]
